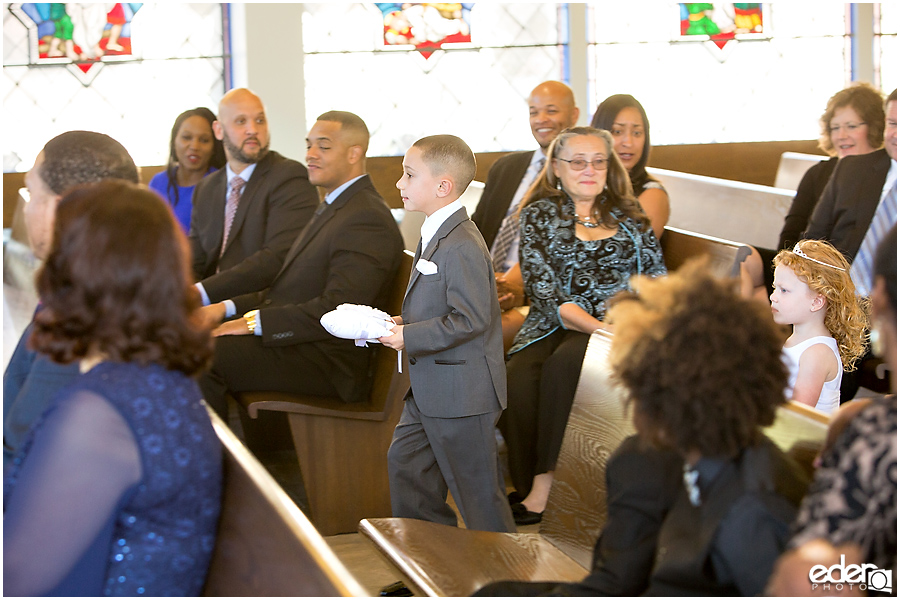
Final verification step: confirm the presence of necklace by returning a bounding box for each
[575,214,601,228]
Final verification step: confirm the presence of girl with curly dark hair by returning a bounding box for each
[4,181,221,596]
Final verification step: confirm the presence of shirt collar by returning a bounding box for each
[226,162,257,185]
[324,174,366,205]
[420,199,463,250]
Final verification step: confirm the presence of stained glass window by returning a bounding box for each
[301,3,568,156]
[586,2,854,145]
[3,3,229,172]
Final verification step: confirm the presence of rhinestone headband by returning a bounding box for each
[791,243,846,271]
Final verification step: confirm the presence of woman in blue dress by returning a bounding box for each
[149,107,226,233]
[4,181,222,596]
[501,127,666,525]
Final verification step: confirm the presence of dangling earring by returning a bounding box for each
[556,179,562,190]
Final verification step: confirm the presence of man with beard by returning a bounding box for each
[189,88,319,303]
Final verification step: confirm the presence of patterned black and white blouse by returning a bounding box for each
[509,194,665,355]
[788,396,897,573]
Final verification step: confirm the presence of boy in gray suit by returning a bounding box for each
[380,135,515,533]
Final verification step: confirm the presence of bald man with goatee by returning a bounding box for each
[471,80,580,350]
[190,88,319,304]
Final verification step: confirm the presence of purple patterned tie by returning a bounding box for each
[220,176,245,257]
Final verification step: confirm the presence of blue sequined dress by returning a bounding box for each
[3,362,222,596]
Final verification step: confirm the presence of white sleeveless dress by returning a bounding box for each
[782,335,842,414]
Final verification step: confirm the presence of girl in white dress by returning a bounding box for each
[770,240,869,414]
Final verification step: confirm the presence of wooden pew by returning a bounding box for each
[659,226,752,278]
[648,166,793,250]
[232,252,413,536]
[359,330,627,596]
[360,331,830,596]
[774,151,826,191]
[203,404,368,597]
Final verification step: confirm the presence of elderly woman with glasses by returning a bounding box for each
[500,126,666,525]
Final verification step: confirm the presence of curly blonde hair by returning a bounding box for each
[773,240,870,369]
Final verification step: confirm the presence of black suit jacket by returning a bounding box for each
[470,150,533,250]
[189,150,319,303]
[232,175,403,403]
[804,148,892,262]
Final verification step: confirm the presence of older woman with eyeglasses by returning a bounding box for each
[500,126,666,525]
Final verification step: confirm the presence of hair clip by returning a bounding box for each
[791,243,846,271]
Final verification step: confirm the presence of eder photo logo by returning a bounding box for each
[809,554,893,593]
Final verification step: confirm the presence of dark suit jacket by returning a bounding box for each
[189,150,319,303]
[471,150,533,250]
[779,156,838,251]
[401,207,506,418]
[232,175,403,404]
[804,148,892,262]
[3,321,80,474]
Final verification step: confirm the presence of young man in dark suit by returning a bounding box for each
[190,88,319,304]
[4,131,139,474]
[198,111,403,423]
[470,81,579,350]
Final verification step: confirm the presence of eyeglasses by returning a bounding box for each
[829,122,867,134]
[557,157,608,171]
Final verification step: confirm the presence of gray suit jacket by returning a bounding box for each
[401,207,507,418]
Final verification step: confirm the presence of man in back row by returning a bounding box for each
[471,80,580,350]
[4,131,139,473]
[199,111,403,428]
[190,88,319,304]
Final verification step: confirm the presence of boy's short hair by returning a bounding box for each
[412,135,476,196]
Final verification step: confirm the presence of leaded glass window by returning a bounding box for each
[301,3,569,156]
[3,3,229,172]
[586,2,855,144]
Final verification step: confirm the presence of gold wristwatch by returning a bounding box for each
[243,310,259,333]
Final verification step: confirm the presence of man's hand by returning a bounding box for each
[379,324,405,350]
[198,302,227,330]
[212,318,251,337]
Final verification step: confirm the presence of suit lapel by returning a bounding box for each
[220,152,276,256]
[205,172,227,265]
[404,207,468,300]
[275,175,372,280]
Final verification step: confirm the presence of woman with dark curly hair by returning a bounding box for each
[606,260,810,596]
[149,107,226,233]
[779,83,885,251]
[501,126,666,524]
[3,181,222,596]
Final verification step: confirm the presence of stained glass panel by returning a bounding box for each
[301,3,567,156]
[586,2,851,145]
[3,3,228,172]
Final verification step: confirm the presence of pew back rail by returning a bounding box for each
[203,404,367,597]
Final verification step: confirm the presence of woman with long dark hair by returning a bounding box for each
[591,94,669,239]
[149,107,226,232]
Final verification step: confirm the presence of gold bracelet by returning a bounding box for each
[244,310,259,333]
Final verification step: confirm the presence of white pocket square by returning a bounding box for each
[416,258,438,275]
